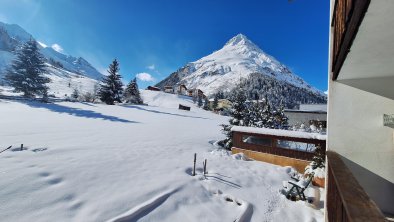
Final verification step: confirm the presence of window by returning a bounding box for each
[242,135,272,146]
[276,140,316,152]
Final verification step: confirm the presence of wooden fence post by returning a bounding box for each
[192,153,196,176]
[203,159,207,175]
[21,144,23,151]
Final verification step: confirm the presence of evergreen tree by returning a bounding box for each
[124,77,143,104]
[203,97,210,110]
[4,39,50,98]
[221,87,248,149]
[273,101,289,129]
[99,59,123,105]
[197,95,203,107]
[212,93,219,110]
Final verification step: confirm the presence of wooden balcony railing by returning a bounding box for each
[326,151,386,222]
[232,131,326,161]
[331,0,370,80]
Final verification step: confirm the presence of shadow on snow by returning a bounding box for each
[121,105,209,120]
[20,101,137,123]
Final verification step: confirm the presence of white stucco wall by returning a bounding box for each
[284,112,327,127]
[327,81,394,214]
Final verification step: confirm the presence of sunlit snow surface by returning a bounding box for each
[0,91,324,221]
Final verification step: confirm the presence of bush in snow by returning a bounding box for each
[80,92,96,103]
[4,39,50,98]
[124,77,143,104]
[71,88,79,101]
[305,144,326,178]
[98,59,123,105]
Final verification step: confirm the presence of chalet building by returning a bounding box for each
[176,84,188,95]
[208,98,232,111]
[326,0,393,221]
[146,86,161,91]
[188,88,205,98]
[164,86,174,93]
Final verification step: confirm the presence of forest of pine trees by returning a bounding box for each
[215,73,326,109]
[221,87,289,150]
[4,39,50,98]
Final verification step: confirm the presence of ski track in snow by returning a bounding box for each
[108,187,183,222]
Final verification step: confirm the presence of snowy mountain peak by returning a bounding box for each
[156,34,326,107]
[225,33,252,46]
[0,21,32,43]
[0,21,102,80]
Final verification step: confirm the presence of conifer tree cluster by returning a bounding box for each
[4,39,50,98]
[124,77,143,104]
[221,88,289,150]
[98,59,123,105]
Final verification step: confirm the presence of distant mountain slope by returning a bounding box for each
[156,34,326,107]
[0,21,102,80]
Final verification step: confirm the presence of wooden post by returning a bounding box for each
[192,153,196,176]
[21,144,23,151]
[205,159,207,175]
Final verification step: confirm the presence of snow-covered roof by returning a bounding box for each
[231,126,326,141]
[299,104,327,112]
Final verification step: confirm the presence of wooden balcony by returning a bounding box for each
[326,151,386,222]
[331,0,371,80]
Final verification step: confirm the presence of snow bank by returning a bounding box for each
[231,126,327,140]
[141,90,195,109]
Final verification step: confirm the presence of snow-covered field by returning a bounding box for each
[0,91,324,221]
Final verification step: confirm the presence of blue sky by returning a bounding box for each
[0,0,330,91]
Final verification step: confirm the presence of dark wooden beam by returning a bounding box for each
[331,0,371,80]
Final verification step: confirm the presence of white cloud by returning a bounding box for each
[51,43,63,53]
[147,64,155,70]
[324,90,328,95]
[37,41,47,48]
[136,72,155,82]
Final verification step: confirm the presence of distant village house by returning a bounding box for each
[164,86,174,93]
[146,86,161,91]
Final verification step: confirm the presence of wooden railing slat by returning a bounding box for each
[326,151,385,222]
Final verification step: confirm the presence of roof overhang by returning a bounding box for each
[337,0,394,99]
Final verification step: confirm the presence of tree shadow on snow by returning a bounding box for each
[121,105,209,120]
[20,101,138,123]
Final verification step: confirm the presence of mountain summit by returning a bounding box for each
[156,34,325,107]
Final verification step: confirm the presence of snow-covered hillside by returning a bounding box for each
[0,21,102,85]
[0,63,98,98]
[156,34,325,98]
[0,95,324,222]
